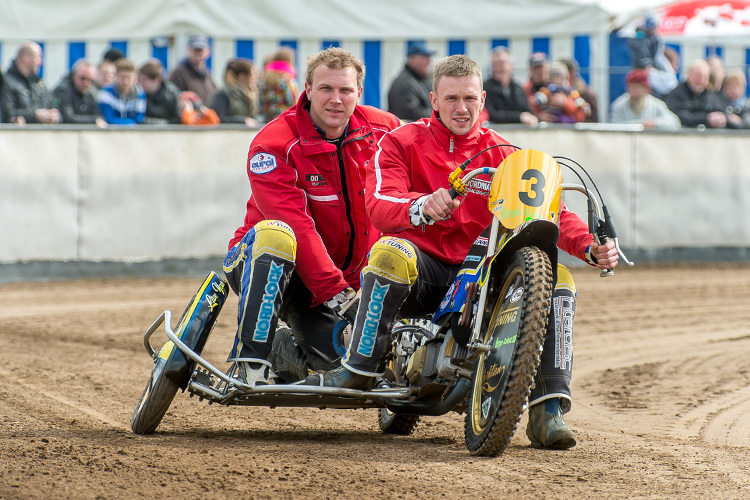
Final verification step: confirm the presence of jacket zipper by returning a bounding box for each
[338,131,373,271]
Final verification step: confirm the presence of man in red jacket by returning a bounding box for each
[307,54,618,449]
[224,47,400,387]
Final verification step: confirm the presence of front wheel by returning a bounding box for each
[131,356,179,435]
[464,246,552,456]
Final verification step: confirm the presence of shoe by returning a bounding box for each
[236,361,277,387]
[526,398,577,449]
[269,327,308,383]
[303,366,374,390]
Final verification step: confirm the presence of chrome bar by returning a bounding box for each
[157,312,415,399]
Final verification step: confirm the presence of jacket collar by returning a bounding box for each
[8,62,38,85]
[427,110,483,150]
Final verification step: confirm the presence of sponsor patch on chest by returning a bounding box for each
[249,153,278,175]
[305,174,329,187]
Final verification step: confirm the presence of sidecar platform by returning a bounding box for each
[146,310,416,410]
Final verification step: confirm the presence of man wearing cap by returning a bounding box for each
[387,42,434,121]
[168,34,217,104]
[611,69,680,130]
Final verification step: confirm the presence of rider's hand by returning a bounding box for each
[423,188,460,223]
[325,287,359,325]
[588,239,619,270]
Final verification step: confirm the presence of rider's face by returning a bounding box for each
[430,75,485,136]
[305,65,362,139]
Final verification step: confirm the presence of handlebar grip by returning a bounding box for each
[448,187,461,199]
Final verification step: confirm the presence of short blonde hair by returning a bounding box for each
[305,47,365,88]
[724,69,747,87]
[432,54,483,92]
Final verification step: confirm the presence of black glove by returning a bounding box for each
[325,287,359,325]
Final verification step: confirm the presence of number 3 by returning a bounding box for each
[518,169,545,207]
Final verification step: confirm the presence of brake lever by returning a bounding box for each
[594,206,634,277]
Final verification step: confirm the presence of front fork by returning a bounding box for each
[468,217,501,352]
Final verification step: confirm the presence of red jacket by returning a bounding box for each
[367,111,593,265]
[230,93,400,305]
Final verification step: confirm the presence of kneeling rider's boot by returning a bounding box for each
[526,398,577,449]
[303,366,374,390]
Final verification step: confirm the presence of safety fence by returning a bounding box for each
[2,124,748,282]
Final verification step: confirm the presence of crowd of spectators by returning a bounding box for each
[0,33,747,131]
[0,35,295,128]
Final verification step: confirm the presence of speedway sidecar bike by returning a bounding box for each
[132,148,632,456]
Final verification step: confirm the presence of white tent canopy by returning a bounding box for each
[0,0,621,40]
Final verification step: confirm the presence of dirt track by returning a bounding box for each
[2,263,750,499]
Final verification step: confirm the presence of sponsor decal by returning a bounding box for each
[439,282,455,310]
[510,287,524,303]
[264,220,292,231]
[495,307,519,327]
[249,153,278,175]
[206,293,221,312]
[252,262,284,342]
[305,174,329,187]
[553,295,574,371]
[482,397,492,419]
[482,363,507,393]
[475,237,489,247]
[464,255,482,262]
[357,281,390,357]
[465,178,492,196]
[381,238,414,259]
[494,334,517,349]
[211,280,227,294]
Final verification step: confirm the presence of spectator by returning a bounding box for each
[707,54,726,92]
[0,41,60,125]
[483,47,538,126]
[52,59,106,127]
[258,47,300,122]
[178,91,220,126]
[97,58,146,125]
[209,58,259,127]
[648,47,679,100]
[627,17,666,71]
[387,42,434,121]
[560,57,599,122]
[94,59,116,92]
[168,34,216,104]
[610,69,680,131]
[665,59,726,129]
[720,69,749,129]
[527,61,590,124]
[102,47,124,63]
[138,59,181,124]
[523,52,556,122]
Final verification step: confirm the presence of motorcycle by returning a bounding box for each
[131,147,633,456]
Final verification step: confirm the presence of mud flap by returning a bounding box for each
[161,272,229,389]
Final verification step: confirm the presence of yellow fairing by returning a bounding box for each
[488,149,563,229]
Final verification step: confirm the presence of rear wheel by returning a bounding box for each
[378,408,420,435]
[464,246,552,456]
[131,356,179,435]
